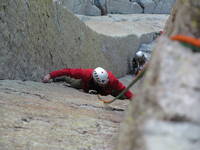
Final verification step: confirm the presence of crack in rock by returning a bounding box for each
[70,103,124,112]
[1,87,50,101]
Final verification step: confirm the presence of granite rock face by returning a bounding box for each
[137,0,176,14]
[59,0,176,15]
[107,1,143,14]
[109,0,176,14]
[117,37,200,150]
[116,1,200,149]
[0,0,139,81]
[0,79,129,150]
[53,0,101,16]
[0,0,168,81]
[164,0,200,37]
[77,14,168,38]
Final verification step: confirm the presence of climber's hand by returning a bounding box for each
[42,74,51,83]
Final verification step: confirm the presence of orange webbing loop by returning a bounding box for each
[171,35,200,47]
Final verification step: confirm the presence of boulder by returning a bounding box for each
[117,37,200,150]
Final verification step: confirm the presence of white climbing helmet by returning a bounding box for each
[136,51,148,59]
[136,51,144,57]
[92,67,109,85]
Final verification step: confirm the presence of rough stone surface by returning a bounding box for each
[0,0,131,81]
[94,0,108,15]
[0,0,168,81]
[164,0,200,37]
[152,0,176,14]
[132,0,176,14]
[56,0,175,15]
[117,37,200,150]
[107,0,175,14]
[55,0,101,16]
[139,0,155,13]
[0,79,131,150]
[76,14,168,70]
[107,1,143,14]
[77,14,168,37]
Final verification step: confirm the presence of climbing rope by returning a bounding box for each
[171,35,200,52]
[97,35,200,104]
[97,64,148,104]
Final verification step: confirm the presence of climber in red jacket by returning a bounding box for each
[42,67,133,100]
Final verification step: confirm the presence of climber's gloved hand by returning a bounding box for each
[42,74,51,83]
[89,90,97,94]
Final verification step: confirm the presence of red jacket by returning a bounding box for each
[50,68,133,99]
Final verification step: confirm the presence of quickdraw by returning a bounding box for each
[97,64,148,104]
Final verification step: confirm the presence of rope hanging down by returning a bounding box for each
[97,64,148,104]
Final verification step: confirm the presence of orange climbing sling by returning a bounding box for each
[171,35,200,52]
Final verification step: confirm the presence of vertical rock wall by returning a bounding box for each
[117,37,200,150]
[56,0,176,15]
[0,0,140,81]
[117,0,200,150]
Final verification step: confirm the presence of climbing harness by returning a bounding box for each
[171,35,200,52]
[97,64,148,104]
